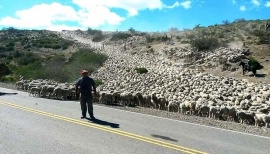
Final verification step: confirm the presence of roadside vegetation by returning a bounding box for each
[1,48,108,83]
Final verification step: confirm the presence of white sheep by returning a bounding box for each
[254,113,270,128]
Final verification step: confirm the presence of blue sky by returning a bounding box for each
[0,0,269,32]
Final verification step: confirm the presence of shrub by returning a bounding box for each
[0,46,6,52]
[44,43,52,48]
[190,37,220,51]
[23,45,31,49]
[128,27,136,34]
[92,33,104,42]
[248,57,263,70]
[62,46,68,50]
[135,67,148,74]
[13,50,21,57]
[52,44,62,49]
[17,52,41,65]
[64,48,108,82]
[110,32,132,41]
[87,28,102,35]
[6,46,14,51]
[7,55,13,60]
[249,29,269,44]
[176,36,182,41]
[145,35,155,43]
[94,79,103,87]
[61,40,73,47]
[72,48,108,65]
[0,75,16,82]
[12,48,107,83]
[233,18,246,23]
[6,42,15,47]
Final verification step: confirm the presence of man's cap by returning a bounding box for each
[81,69,88,74]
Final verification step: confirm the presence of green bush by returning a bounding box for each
[94,79,103,87]
[0,75,16,82]
[44,44,52,48]
[11,48,107,83]
[72,48,108,65]
[0,46,6,52]
[249,29,269,44]
[145,35,170,43]
[128,27,136,33]
[17,52,41,65]
[23,44,31,49]
[62,46,68,50]
[190,37,220,51]
[61,40,73,47]
[87,28,102,35]
[14,61,43,79]
[110,32,132,41]
[13,50,21,57]
[63,49,107,81]
[92,33,104,42]
[176,36,182,41]
[6,46,14,51]
[248,57,263,70]
[146,35,155,43]
[6,42,15,47]
[135,67,148,74]
[52,44,61,49]
[7,55,13,60]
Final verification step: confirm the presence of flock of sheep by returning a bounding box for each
[16,30,270,128]
[15,79,76,100]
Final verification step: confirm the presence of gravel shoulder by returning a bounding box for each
[1,82,270,138]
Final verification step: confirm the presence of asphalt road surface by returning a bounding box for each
[0,87,270,154]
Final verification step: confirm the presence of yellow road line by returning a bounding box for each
[0,101,208,154]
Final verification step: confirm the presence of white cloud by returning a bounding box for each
[180,1,192,9]
[76,6,125,27]
[251,0,260,6]
[232,0,236,4]
[240,5,247,11]
[164,2,180,9]
[72,0,164,17]
[0,0,180,30]
[265,1,270,7]
[0,3,78,29]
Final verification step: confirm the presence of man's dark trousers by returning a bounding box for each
[80,93,93,117]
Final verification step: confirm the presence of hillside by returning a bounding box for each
[0,19,270,83]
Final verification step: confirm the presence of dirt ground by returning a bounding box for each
[207,43,270,84]
[147,40,270,84]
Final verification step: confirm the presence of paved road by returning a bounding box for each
[0,87,270,154]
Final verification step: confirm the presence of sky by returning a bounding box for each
[0,0,269,32]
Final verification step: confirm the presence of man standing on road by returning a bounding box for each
[75,69,97,119]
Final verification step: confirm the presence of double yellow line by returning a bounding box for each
[0,101,207,154]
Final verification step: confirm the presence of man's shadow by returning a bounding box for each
[0,92,18,96]
[86,117,120,128]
